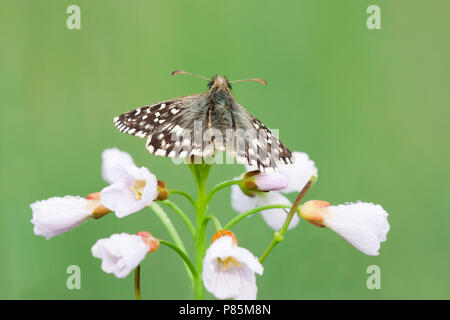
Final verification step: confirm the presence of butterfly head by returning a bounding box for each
[171,70,267,89]
[207,75,232,91]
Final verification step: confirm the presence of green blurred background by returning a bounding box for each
[1,0,449,299]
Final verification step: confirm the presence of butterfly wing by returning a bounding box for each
[114,94,294,170]
[228,102,294,171]
[113,94,213,158]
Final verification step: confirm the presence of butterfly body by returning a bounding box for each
[114,74,294,171]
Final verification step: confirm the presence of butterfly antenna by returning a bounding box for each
[229,78,267,85]
[171,70,212,81]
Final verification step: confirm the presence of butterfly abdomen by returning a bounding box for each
[209,104,234,132]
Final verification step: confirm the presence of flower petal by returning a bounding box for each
[30,196,96,239]
[277,151,318,193]
[257,192,299,230]
[203,259,242,299]
[254,173,288,191]
[101,148,136,184]
[231,184,258,214]
[91,233,149,278]
[229,246,264,276]
[100,167,157,218]
[324,202,390,256]
[234,266,258,300]
[202,236,263,300]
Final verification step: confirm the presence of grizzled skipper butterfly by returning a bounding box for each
[113,71,294,171]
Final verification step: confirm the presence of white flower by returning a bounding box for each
[202,236,263,300]
[101,148,136,184]
[276,152,318,193]
[31,196,99,239]
[300,200,390,256]
[100,148,158,218]
[231,151,317,230]
[91,233,149,278]
[30,148,153,238]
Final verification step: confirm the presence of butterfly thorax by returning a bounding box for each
[205,75,236,130]
[211,89,232,106]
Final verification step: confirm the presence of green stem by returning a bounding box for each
[190,163,211,300]
[168,189,196,207]
[159,239,198,279]
[134,265,141,300]
[160,200,196,236]
[259,232,283,263]
[150,203,186,252]
[259,179,313,263]
[224,204,292,230]
[204,215,222,231]
[206,179,242,204]
[150,202,194,285]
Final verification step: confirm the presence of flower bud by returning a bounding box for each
[241,170,288,195]
[299,200,330,227]
[86,192,111,219]
[242,171,259,192]
[86,192,101,200]
[253,173,288,192]
[155,180,169,201]
[137,231,160,253]
[212,230,238,246]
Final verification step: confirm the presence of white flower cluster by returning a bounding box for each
[207,150,389,299]
[30,147,390,300]
[30,148,159,278]
[230,150,389,256]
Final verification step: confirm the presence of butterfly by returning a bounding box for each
[113,70,294,171]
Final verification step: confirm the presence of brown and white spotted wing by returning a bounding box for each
[113,94,214,159]
[228,102,294,172]
[114,94,294,171]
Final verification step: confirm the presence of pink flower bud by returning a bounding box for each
[253,173,288,191]
[299,200,330,227]
[86,192,101,200]
[243,170,288,192]
[211,230,238,246]
[137,231,160,253]
[86,193,111,219]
